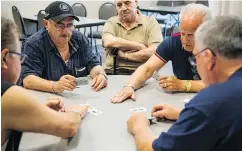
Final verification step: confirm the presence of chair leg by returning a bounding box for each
[94,39,98,54]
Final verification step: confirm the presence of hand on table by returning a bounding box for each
[45,96,65,112]
[91,73,107,92]
[151,104,181,120]
[65,105,89,118]
[127,113,150,135]
[53,75,76,93]
[110,86,135,104]
[158,76,186,92]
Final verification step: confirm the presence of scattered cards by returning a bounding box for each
[130,107,146,113]
[76,77,89,86]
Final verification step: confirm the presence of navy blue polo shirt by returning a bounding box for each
[152,67,242,151]
[155,33,200,80]
[18,28,100,85]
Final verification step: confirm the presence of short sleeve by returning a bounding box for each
[152,108,216,151]
[81,35,101,73]
[1,81,14,96]
[102,19,117,39]
[18,42,44,86]
[155,37,174,63]
[147,18,163,47]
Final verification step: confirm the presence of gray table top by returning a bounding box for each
[22,16,106,28]
[139,5,184,14]
[19,72,196,151]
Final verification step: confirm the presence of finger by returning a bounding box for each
[92,76,98,86]
[117,93,131,103]
[64,75,76,81]
[62,82,75,90]
[131,93,136,101]
[158,76,168,81]
[152,110,167,118]
[62,85,73,91]
[151,104,164,114]
[95,80,105,92]
[93,76,102,90]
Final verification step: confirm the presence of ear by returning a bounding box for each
[43,19,49,29]
[205,49,216,71]
[1,49,9,69]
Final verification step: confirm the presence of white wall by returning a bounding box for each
[1,0,115,20]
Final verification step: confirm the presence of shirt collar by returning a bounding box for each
[117,13,144,29]
[229,66,242,80]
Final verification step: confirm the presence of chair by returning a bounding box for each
[87,2,117,64]
[72,3,87,17]
[37,10,46,30]
[12,6,30,41]
[196,0,209,6]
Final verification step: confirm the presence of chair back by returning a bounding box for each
[72,3,87,17]
[37,10,46,30]
[99,2,117,20]
[12,6,27,36]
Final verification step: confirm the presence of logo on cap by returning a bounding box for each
[59,3,69,11]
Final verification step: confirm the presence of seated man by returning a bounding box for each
[18,1,107,93]
[127,16,242,151]
[111,4,212,103]
[102,0,162,74]
[1,17,88,150]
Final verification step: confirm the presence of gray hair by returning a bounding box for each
[180,3,212,22]
[195,16,242,59]
[1,16,19,52]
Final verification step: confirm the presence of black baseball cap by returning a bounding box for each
[45,1,79,22]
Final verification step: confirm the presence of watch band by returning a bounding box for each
[185,80,192,92]
[123,85,135,91]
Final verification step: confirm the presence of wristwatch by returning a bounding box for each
[185,80,192,92]
[123,85,135,91]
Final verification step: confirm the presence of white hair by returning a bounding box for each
[195,16,242,59]
[180,3,212,22]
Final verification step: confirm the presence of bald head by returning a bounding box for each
[180,4,212,30]
[179,3,212,52]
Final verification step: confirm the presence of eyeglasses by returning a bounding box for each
[188,48,216,67]
[8,51,27,63]
[55,23,74,31]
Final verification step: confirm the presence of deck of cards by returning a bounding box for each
[130,107,146,112]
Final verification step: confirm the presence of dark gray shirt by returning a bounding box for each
[18,28,100,85]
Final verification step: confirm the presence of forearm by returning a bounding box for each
[127,64,155,90]
[90,65,106,78]
[23,75,53,92]
[126,46,157,62]
[103,35,146,50]
[134,127,156,151]
[2,86,81,138]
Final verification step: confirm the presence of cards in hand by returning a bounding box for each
[130,107,146,112]
[76,77,89,86]
[152,70,160,81]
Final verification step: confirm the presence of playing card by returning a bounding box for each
[89,108,103,116]
[130,107,147,112]
[76,77,89,86]
[152,70,160,81]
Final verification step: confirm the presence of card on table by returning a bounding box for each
[130,107,147,113]
[80,104,103,116]
[76,77,89,86]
